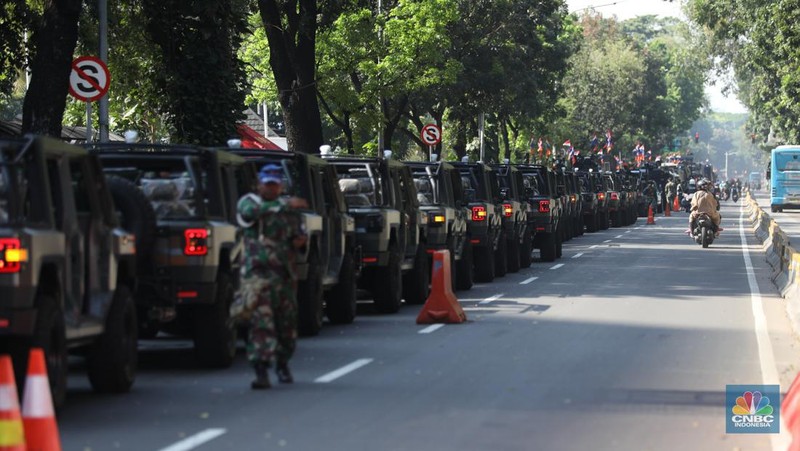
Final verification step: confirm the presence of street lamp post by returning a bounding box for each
[725,151,737,180]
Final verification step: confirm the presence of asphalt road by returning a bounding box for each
[56,202,800,451]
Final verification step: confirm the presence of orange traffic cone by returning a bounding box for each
[664,201,671,217]
[673,195,680,212]
[22,348,60,451]
[416,250,466,324]
[646,205,655,225]
[0,355,25,451]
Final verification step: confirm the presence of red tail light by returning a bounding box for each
[502,203,513,217]
[610,192,619,201]
[184,229,208,256]
[538,200,550,213]
[471,206,487,221]
[597,192,606,201]
[0,238,24,273]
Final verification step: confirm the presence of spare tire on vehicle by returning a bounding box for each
[105,175,158,272]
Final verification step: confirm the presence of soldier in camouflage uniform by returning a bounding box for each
[237,164,307,389]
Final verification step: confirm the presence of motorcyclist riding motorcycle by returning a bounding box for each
[686,179,722,235]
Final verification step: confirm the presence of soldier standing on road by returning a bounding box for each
[237,164,308,389]
[665,178,677,209]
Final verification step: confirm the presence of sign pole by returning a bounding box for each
[98,0,109,142]
[86,101,93,142]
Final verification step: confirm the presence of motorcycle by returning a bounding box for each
[691,213,717,248]
[731,186,740,202]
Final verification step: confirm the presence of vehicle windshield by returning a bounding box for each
[334,164,383,208]
[102,158,203,219]
[412,173,437,206]
[775,152,800,171]
[522,173,546,196]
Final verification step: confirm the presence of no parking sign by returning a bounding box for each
[68,56,110,102]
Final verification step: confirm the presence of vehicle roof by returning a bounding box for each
[88,143,244,164]
[1,135,87,164]
[227,149,326,166]
[324,155,405,169]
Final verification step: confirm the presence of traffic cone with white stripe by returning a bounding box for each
[0,355,25,451]
[646,205,656,225]
[22,348,61,451]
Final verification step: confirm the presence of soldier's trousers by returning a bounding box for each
[245,273,298,367]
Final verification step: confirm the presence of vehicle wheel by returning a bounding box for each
[88,285,138,393]
[585,214,596,233]
[613,210,622,228]
[326,252,358,324]
[494,231,508,277]
[564,217,573,240]
[455,240,474,290]
[106,175,157,273]
[540,233,557,262]
[576,215,585,236]
[403,245,430,305]
[24,294,68,409]
[701,226,709,248]
[374,249,402,313]
[473,244,495,283]
[297,253,324,336]
[771,205,778,213]
[555,228,563,258]
[447,240,458,292]
[601,211,610,230]
[137,313,159,339]
[506,234,520,273]
[519,231,533,269]
[193,272,237,368]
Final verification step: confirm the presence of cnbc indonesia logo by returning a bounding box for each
[727,385,780,433]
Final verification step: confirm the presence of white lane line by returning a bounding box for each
[479,294,504,305]
[615,235,623,239]
[603,239,612,243]
[418,324,445,334]
[738,205,788,451]
[571,253,584,259]
[550,263,564,270]
[625,230,632,234]
[520,276,538,285]
[589,245,599,249]
[158,429,227,451]
[314,358,374,383]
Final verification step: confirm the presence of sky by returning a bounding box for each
[565,0,748,114]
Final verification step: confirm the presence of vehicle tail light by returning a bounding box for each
[0,238,25,273]
[430,213,446,225]
[502,203,513,217]
[610,192,619,201]
[184,229,208,256]
[538,200,550,213]
[472,206,487,221]
[362,256,378,263]
[569,194,577,203]
[177,291,198,299]
[597,192,606,201]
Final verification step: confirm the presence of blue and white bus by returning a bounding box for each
[770,145,800,212]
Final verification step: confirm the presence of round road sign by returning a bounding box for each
[69,56,110,102]
[420,123,442,146]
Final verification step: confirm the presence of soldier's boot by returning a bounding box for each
[251,362,271,390]
[276,362,293,384]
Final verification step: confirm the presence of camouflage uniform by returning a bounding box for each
[237,194,302,369]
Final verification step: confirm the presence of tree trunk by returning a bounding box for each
[258,0,323,154]
[381,94,408,156]
[21,0,82,137]
[501,117,511,162]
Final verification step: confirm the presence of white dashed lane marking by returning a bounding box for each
[571,253,584,259]
[315,359,374,383]
[418,324,445,334]
[479,294,504,305]
[550,263,564,270]
[520,276,538,285]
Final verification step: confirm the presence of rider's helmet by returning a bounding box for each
[697,179,709,190]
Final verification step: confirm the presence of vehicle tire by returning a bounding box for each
[455,240,474,290]
[585,214,597,233]
[193,272,237,368]
[25,294,68,409]
[325,252,358,324]
[137,312,159,340]
[447,240,458,292]
[576,215,585,236]
[373,249,403,313]
[403,245,430,305]
[701,226,709,248]
[297,253,324,336]
[601,211,610,230]
[494,231,508,277]
[563,217,573,241]
[540,233,557,262]
[555,228,563,258]
[613,210,622,228]
[772,205,779,213]
[473,244,495,283]
[87,285,138,393]
[506,234,521,273]
[519,231,533,269]
[106,175,157,273]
